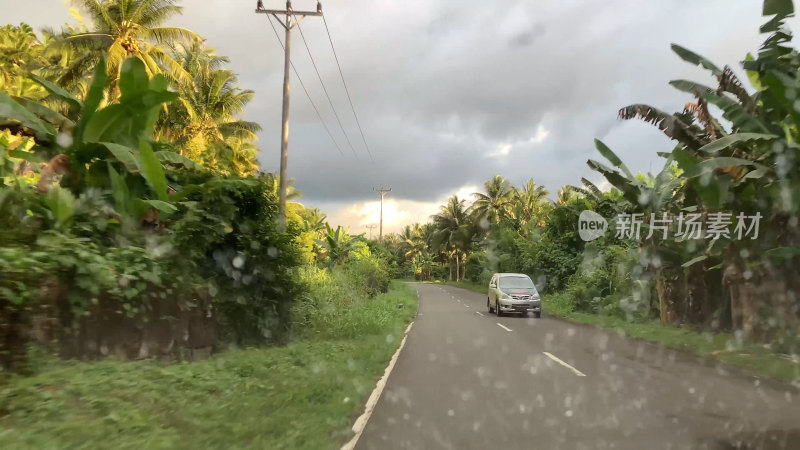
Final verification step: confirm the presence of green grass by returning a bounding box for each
[544,292,800,383]
[0,282,419,450]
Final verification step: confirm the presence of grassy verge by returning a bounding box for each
[0,282,418,450]
[545,292,800,383]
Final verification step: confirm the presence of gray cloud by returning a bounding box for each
[510,23,546,49]
[3,0,798,228]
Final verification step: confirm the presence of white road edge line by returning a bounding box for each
[476,311,485,316]
[543,352,587,377]
[497,323,513,332]
[465,305,470,308]
[341,321,414,450]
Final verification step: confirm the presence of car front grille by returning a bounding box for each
[511,295,531,301]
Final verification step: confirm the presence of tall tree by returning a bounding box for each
[510,179,550,227]
[159,42,261,174]
[0,24,47,97]
[51,0,200,97]
[472,175,514,228]
[431,195,471,281]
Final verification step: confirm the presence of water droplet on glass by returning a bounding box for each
[57,132,73,148]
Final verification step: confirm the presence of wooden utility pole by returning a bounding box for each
[374,188,392,242]
[256,1,322,224]
[365,224,378,240]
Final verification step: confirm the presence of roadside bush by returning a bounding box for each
[170,173,303,345]
[293,254,393,339]
[348,253,390,297]
[559,241,651,321]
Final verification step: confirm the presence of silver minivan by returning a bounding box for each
[487,273,542,318]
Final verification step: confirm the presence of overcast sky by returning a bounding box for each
[3,0,796,234]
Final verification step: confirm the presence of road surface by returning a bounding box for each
[356,283,800,450]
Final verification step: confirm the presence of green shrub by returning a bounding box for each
[293,254,396,339]
[169,174,303,345]
[348,253,390,297]
[556,241,653,322]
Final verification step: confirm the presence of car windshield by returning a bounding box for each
[4,1,800,449]
[499,277,536,290]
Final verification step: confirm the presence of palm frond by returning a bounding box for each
[72,0,118,32]
[144,27,201,44]
[618,104,709,151]
[145,44,192,85]
[718,65,757,113]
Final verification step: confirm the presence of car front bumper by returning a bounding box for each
[498,302,541,313]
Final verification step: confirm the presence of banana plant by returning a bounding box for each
[587,138,694,322]
[315,223,360,268]
[0,57,201,218]
[599,0,800,337]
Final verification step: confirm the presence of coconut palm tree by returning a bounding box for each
[0,24,47,97]
[219,137,259,176]
[159,42,261,173]
[431,195,471,281]
[510,179,550,226]
[471,175,514,228]
[50,0,200,98]
[399,223,426,260]
[558,185,589,207]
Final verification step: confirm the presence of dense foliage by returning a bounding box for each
[0,0,307,370]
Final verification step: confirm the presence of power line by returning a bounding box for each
[294,16,359,159]
[265,15,344,157]
[322,14,375,163]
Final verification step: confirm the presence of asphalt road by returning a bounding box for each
[356,283,800,450]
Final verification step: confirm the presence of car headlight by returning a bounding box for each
[500,292,511,300]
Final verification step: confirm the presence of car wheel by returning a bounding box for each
[487,298,493,313]
[496,302,503,317]
[533,312,541,318]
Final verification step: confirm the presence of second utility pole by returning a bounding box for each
[374,188,391,242]
[256,1,322,224]
[365,224,377,240]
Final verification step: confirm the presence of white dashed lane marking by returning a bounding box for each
[497,323,512,332]
[543,352,587,377]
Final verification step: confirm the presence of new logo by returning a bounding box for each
[579,210,607,242]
